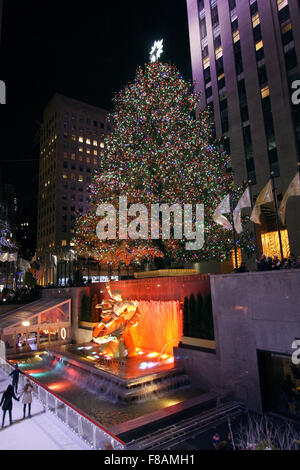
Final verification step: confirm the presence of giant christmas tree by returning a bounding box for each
[74,61,253,268]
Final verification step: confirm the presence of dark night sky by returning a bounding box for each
[0,0,192,220]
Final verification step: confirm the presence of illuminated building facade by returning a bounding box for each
[186,0,300,257]
[37,94,109,285]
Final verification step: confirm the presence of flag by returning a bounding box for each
[233,187,252,234]
[213,195,232,230]
[250,180,273,225]
[35,267,44,282]
[279,173,300,225]
[0,252,18,262]
[18,258,31,272]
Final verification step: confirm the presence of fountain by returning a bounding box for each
[46,285,189,402]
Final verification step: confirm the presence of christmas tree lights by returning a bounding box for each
[73,61,254,268]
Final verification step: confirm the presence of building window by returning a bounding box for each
[261,85,270,99]
[233,29,240,43]
[277,0,288,10]
[203,56,210,69]
[211,5,219,27]
[199,0,204,11]
[215,46,223,60]
[200,18,207,40]
[255,39,263,51]
[252,13,260,29]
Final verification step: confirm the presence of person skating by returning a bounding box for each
[9,363,23,393]
[0,384,19,428]
[19,380,36,418]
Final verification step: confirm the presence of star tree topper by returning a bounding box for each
[150,39,164,63]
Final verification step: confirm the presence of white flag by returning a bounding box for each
[213,195,232,231]
[233,187,252,234]
[18,258,31,272]
[8,253,18,262]
[250,180,273,225]
[279,173,300,225]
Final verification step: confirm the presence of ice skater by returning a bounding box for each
[9,363,23,393]
[0,384,19,428]
[19,380,36,418]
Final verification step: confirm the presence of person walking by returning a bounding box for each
[19,380,36,418]
[0,384,19,428]
[9,363,23,393]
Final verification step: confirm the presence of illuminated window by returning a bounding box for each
[255,40,263,51]
[93,140,98,147]
[62,174,68,179]
[94,158,97,165]
[72,135,76,141]
[71,153,76,160]
[79,155,83,162]
[215,46,223,60]
[252,13,260,28]
[62,240,67,247]
[261,85,270,99]
[93,150,97,156]
[218,73,225,81]
[261,230,290,258]
[79,136,84,143]
[100,142,105,149]
[86,139,91,145]
[71,174,76,181]
[86,157,91,164]
[233,30,240,43]
[78,176,84,182]
[203,56,210,69]
[277,0,288,11]
[229,249,242,270]
[282,22,292,34]
[79,147,83,153]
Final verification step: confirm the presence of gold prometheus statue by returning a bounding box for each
[93,284,140,358]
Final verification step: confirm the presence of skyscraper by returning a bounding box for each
[37,94,109,285]
[0,0,3,43]
[186,0,300,257]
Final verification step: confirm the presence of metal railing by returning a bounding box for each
[0,357,125,450]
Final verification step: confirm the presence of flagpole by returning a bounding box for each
[248,179,259,260]
[230,195,239,271]
[271,171,284,261]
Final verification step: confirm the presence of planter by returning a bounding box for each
[181,336,216,350]
[79,321,99,330]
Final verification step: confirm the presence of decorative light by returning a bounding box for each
[150,39,164,63]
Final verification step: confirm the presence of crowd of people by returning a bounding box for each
[256,253,300,271]
[0,364,36,428]
[0,286,40,304]
[234,253,300,273]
